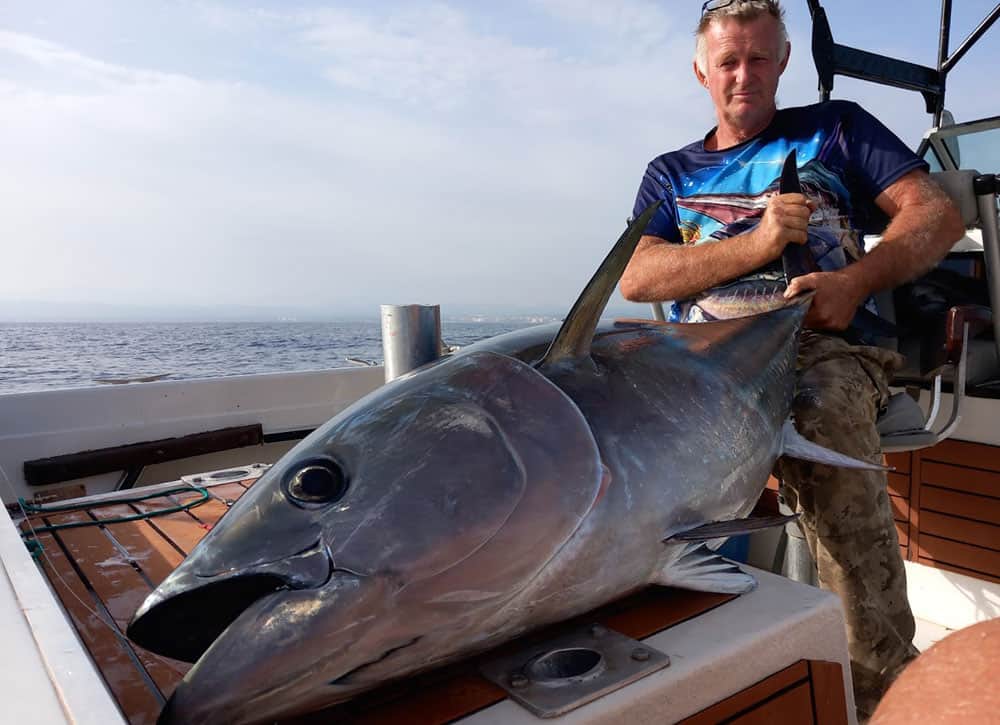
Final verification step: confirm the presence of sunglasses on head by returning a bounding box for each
[701,0,775,15]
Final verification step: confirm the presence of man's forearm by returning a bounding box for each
[620,233,766,302]
[844,173,965,296]
[622,193,814,303]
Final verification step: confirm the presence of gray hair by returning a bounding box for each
[694,0,789,75]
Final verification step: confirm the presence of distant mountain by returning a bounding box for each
[0,298,656,323]
[0,299,347,323]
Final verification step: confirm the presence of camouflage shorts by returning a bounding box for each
[774,331,920,719]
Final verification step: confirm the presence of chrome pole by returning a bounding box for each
[380,304,442,382]
[975,174,1000,365]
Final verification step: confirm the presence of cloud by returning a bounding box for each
[0,4,710,315]
[1,1,962,320]
[292,2,694,126]
[536,0,680,47]
[0,29,189,90]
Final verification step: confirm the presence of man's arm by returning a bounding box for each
[784,170,965,330]
[620,193,814,302]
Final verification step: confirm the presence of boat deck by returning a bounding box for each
[18,480,252,724]
[17,477,736,725]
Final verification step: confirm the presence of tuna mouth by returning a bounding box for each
[127,574,289,662]
[127,540,333,663]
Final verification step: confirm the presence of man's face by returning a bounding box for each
[696,14,789,137]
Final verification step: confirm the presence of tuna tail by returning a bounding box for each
[779,420,891,471]
[537,201,662,369]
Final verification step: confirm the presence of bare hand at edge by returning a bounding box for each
[783,269,869,331]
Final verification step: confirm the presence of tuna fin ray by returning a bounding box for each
[538,201,661,369]
[780,419,891,471]
[665,514,798,543]
[654,544,757,594]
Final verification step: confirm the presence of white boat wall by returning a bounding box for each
[0,365,384,506]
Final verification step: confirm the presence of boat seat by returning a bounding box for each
[874,169,999,452]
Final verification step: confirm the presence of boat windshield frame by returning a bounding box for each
[807,0,1000,129]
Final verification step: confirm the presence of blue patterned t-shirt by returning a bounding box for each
[631,100,927,323]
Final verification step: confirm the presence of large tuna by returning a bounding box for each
[129,191,881,724]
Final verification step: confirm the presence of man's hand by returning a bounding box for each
[747,193,816,267]
[783,269,869,331]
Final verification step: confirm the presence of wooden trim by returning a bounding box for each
[909,448,924,562]
[599,588,736,641]
[899,440,1000,572]
[808,661,849,725]
[922,462,1000,499]
[889,494,910,523]
[917,533,1000,578]
[730,681,814,724]
[23,425,263,486]
[922,439,1000,472]
[887,471,911,498]
[678,660,847,725]
[920,486,1000,525]
[886,451,911,475]
[677,661,810,725]
[919,511,999,551]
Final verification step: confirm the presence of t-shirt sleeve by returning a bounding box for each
[843,101,929,199]
[631,165,683,243]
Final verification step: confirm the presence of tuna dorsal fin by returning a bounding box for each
[538,201,662,368]
[779,147,801,194]
[779,149,820,283]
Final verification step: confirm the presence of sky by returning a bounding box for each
[2,0,999,320]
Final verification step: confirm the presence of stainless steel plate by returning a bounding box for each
[479,624,671,718]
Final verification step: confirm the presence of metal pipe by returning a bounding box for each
[380,304,443,382]
[938,0,953,71]
[975,174,1000,364]
[778,498,817,586]
[942,4,1000,74]
[934,0,952,127]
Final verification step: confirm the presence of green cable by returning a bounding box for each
[24,538,44,560]
[20,486,211,538]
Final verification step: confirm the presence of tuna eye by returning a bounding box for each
[286,460,348,505]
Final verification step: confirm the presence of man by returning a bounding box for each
[621,0,964,719]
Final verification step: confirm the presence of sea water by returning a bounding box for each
[0,321,531,394]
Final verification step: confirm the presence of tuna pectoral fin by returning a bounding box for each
[665,514,798,543]
[654,544,757,594]
[780,420,891,471]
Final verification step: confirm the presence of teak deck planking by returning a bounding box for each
[19,481,253,725]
